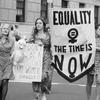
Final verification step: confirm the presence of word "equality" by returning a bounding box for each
[53,10,91,25]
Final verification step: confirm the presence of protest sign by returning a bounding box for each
[49,8,96,82]
[12,43,43,83]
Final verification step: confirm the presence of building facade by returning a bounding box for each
[0,0,100,25]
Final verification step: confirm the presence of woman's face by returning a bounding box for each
[1,24,10,35]
[36,19,44,31]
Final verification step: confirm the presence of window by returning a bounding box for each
[16,0,25,22]
[95,6,99,25]
[41,0,48,23]
[62,0,68,8]
[79,3,85,8]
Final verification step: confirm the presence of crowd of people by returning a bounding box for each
[0,18,100,100]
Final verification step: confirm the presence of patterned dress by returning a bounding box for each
[0,35,14,80]
[95,36,100,74]
[32,32,53,93]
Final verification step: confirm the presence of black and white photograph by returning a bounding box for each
[0,0,99,100]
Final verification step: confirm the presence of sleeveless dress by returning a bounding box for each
[32,32,53,93]
[0,36,14,80]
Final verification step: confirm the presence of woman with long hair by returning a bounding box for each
[30,18,52,100]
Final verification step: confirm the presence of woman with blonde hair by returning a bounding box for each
[0,24,15,100]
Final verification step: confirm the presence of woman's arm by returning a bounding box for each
[4,31,15,49]
[96,46,100,51]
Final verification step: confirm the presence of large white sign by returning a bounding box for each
[12,43,43,83]
[49,8,96,82]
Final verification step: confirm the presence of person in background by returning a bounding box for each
[14,25,21,41]
[0,24,15,100]
[29,18,52,100]
[95,24,100,100]
[10,25,21,41]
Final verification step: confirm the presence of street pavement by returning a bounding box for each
[6,70,96,100]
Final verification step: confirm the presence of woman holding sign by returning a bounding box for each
[30,18,52,100]
[0,24,14,100]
